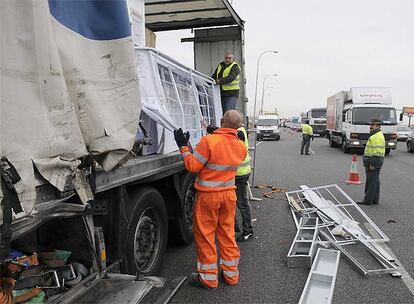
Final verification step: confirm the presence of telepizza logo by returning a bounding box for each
[359,93,384,98]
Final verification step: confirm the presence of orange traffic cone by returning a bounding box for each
[345,154,363,185]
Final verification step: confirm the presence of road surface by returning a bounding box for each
[159,128,414,304]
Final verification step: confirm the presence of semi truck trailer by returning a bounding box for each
[0,0,246,302]
[326,87,398,155]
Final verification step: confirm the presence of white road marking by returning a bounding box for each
[309,148,315,155]
[256,141,263,147]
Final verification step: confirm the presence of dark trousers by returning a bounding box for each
[235,177,253,234]
[363,167,381,204]
[221,96,238,114]
[301,134,311,154]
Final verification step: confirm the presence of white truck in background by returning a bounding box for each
[326,87,398,155]
[290,116,302,132]
[256,115,280,141]
[306,107,327,136]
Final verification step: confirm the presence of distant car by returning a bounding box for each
[407,133,414,153]
[396,126,412,141]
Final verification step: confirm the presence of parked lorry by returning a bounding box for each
[326,87,398,154]
[0,0,246,302]
[306,107,327,136]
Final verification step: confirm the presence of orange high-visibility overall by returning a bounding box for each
[180,128,247,288]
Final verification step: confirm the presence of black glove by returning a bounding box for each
[206,125,219,134]
[237,130,245,141]
[174,128,190,147]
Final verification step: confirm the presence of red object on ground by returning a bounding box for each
[345,154,363,185]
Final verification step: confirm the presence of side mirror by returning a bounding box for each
[400,113,404,121]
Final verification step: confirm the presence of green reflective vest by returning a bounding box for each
[216,61,240,91]
[236,127,251,177]
[364,130,385,157]
[302,124,313,135]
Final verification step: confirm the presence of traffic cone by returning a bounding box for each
[345,154,363,185]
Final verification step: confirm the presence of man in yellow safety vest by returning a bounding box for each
[212,52,241,114]
[357,119,385,205]
[301,119,313,155]
[234,126,254,242]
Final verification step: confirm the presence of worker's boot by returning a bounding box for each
[237,231,254,242]
[187,273,217,290]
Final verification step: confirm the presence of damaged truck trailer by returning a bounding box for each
[0,0,246,302]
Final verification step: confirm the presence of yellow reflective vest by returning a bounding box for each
[216,62,240,91]
[236,127,251,177]
[302,124,313,135]
[364,130,385,157]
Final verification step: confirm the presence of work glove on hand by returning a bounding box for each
[174,128,190,147]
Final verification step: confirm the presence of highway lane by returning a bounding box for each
[159,128,414,303]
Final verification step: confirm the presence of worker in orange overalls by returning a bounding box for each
[174,110,247,290]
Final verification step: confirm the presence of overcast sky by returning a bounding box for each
[155,0,414,119]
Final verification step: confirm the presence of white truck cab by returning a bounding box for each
[327,87,398,154]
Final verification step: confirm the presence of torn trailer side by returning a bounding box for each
[3,152,195,303]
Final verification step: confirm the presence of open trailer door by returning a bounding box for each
[145,0,247,124]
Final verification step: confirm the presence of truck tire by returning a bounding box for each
[342,137,350,153]
[385,148,391,156]
[408,142,413,153]
[169,173,196,245]
[122,187,168,275]
[329,136,336,147]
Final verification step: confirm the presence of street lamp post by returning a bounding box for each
[260,86,274,114]
[260,74,277,114]
[251,50,278,186]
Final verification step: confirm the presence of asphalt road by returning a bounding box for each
[160,128,414,304]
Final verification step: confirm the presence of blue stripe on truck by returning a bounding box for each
[48,0,131,40]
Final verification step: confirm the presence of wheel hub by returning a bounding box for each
[134,209,160,272]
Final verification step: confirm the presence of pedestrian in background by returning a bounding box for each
[358,119,385,205]
[174,110,247,290]
[212,52,241,113]
[301,119,313,155]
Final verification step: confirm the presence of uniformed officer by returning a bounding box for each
[357,119,385,205]
[301,119,313,155]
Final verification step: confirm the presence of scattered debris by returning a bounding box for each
[286,184,401,304]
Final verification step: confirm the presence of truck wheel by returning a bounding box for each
[122,187,168,275]
[385,148,391,156]
[329,137,336,147]
[342,137,350,153]
[408,143,413,153]
[169,173,196,245]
